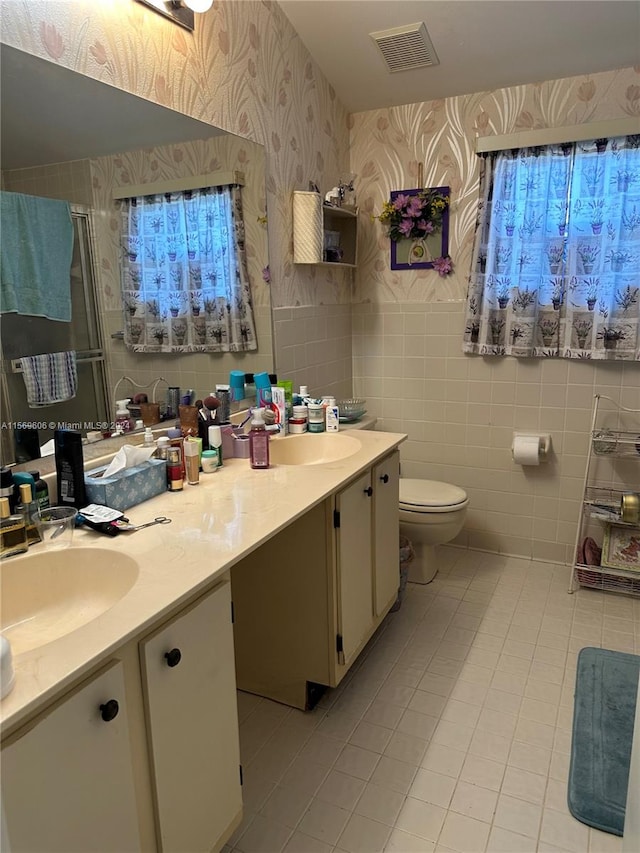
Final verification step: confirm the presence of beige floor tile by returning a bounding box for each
[235,814,292,853]
[384,731,429,765]
[232,559,640,853]
[539,807,591,852]
[460,754,505,792]
[421,743,467,779]
[337,813,391,853]
[259,784,314,829]
[369,755,418,794]
[450,779,498,822]
[395,797,447,843]
[363,699,406,730]
[493,793,542,839]
[501,765,547,805]
[334,744,381,781]
[354,781,405,825]
[437,811,491,853]
[385,827,436,852]
[408,689,448,718]
[486,825,537,852]
[282,831,333,853]
[397,708,440,741]
[315,770,366,811]
[409,768,457,808]
[279,756,330,795]
[297,799,351,846]
[349,721,394,754]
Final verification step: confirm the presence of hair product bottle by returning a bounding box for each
[249,408,270,469]
[26,471,50,510]
[54,429,87,509]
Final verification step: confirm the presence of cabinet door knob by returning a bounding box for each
[164,648,182,667]
[99,699,119,722]
[380,474,389,483]
[364,486,373,497]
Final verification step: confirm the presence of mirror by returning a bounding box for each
[0,45,272,466]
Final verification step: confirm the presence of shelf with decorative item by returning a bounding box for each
[569,394,640,596]
[592,429,640,457]
[292,191,358,267]
[583,486,640,525]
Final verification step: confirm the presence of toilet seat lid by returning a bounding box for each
[399,479,468,509]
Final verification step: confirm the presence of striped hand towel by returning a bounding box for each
[20,351,77,407]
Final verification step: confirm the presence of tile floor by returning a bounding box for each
[225,547,640,853]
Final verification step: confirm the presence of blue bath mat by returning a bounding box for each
[568,647,640,836]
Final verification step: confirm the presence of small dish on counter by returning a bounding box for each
[337,398,367,423]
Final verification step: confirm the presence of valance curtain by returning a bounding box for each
[120,184,257,353]
[463,135,640,360]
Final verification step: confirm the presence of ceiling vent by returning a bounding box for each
[370,22,439,73]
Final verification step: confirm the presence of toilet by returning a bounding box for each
[399,479,469,584]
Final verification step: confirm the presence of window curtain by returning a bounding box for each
[120,184,257,353]
[463,136,640,359]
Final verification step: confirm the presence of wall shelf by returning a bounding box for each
[293,191,358,267]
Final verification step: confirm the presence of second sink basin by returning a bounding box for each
[1,547,139,656]
[269,432,362,466]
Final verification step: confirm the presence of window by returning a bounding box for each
[120,184,257,353]
[463,135,639,359]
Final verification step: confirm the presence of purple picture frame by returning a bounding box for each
[390,186,450,271]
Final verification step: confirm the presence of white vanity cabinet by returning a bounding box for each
[231,449,401,709]
[140,579,241,853]
[1,660,141,853]
[1,578,242,853]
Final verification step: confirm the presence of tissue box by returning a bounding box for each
[84,458,166,512]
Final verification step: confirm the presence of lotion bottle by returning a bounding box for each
[249,408,270,469]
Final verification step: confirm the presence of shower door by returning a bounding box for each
[0,206,109,462]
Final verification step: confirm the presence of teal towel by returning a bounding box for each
[0,191,73,322]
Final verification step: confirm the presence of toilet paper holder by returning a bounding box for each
[512,433,552,465]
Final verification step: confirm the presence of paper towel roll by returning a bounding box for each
[512,434,542,465]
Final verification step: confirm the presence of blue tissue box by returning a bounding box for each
[84,458,166,512]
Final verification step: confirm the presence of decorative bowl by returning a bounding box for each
[337,398,367,422]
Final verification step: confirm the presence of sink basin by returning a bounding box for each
[1,548,139,655]
[269,432,362,466]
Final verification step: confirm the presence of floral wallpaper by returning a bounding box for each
[1,0,353,310]
[350,66,640,305]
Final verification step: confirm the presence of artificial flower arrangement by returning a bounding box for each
[376,187,453,275]
[376,188,449,242]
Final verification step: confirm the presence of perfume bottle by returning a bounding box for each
[17,483,41,546]
[0,496,28,558]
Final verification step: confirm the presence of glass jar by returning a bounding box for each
[307,403,325,433]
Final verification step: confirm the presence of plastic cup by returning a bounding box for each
[35,506,78,549]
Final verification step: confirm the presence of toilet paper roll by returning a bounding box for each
[512,434,542,466]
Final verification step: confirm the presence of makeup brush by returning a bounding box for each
[203,395,220,421]
[195,400,208,421]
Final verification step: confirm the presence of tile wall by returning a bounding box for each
[273,304,353,401]
[352,302,640,565]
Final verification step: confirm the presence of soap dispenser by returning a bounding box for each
[115,399,132,433]
[249,408,270,469]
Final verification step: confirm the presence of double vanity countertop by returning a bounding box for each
[1,427,405,735]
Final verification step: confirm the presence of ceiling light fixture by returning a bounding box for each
[135,0,213,32]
